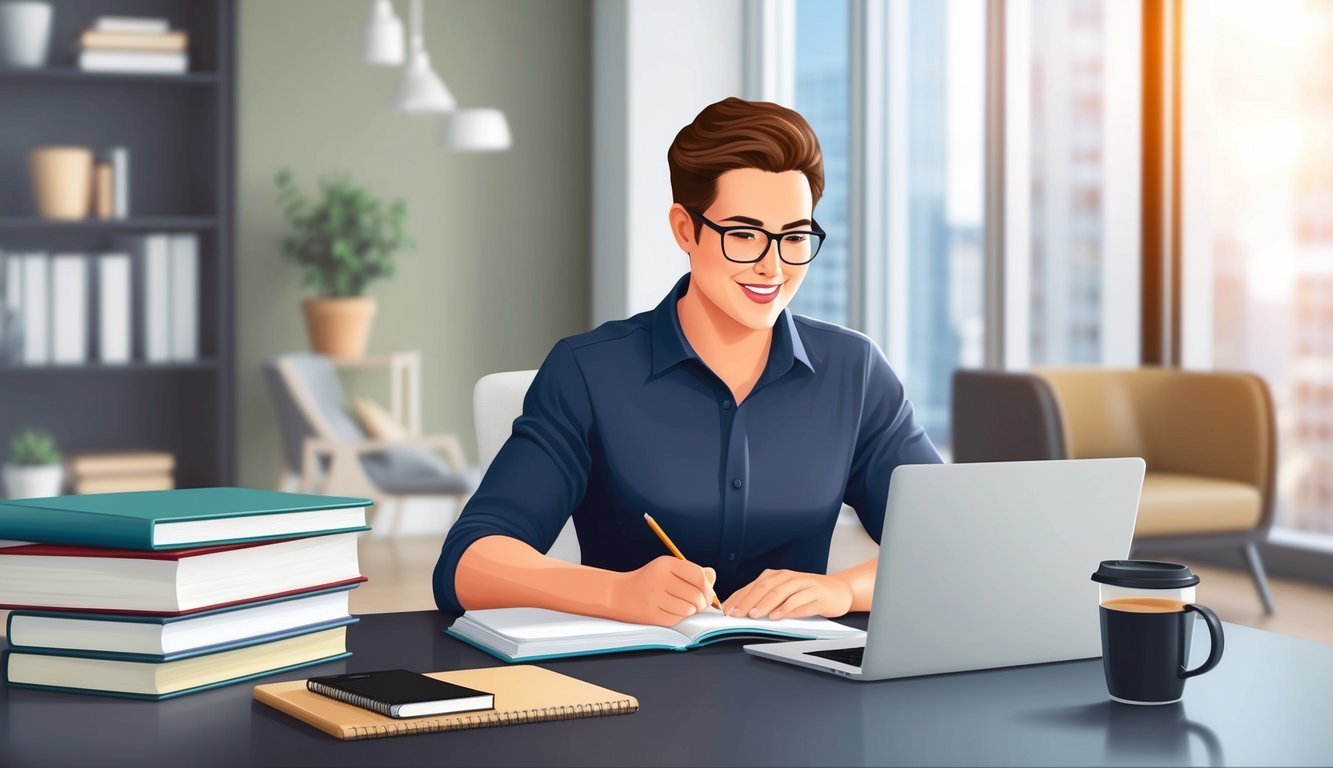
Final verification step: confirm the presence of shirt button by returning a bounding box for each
[728,553,736,561]
[732,478,743,489]
[722,399,732,410]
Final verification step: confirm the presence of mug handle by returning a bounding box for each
[1180,603,1225,678]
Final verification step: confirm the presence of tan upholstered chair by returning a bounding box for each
[951,367,1277,613]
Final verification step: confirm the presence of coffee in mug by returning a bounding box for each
[1091,561,1224,705]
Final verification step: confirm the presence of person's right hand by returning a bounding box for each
[606,556,717,626]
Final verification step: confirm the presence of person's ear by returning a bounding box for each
[668,204,697,254]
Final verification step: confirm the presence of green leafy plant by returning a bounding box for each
[9,428,60,467]
[274,169,412,298]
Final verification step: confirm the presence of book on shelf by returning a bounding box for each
[255,665,639,741]
[6,583,358,661]
[0,532,366,615]
[66,450,174,478]
[109,147,129,219]
[20,252,48,365]
[0,486,371,550]
[50,253,88,365]
[3,625,351,701]
[79,29,188,53]
[3,250,24,362]
[446,607,865,663]
[97,252,132,363]
[77,50,188,74]
[93,16,170,34]
[116,232,197,363]
[170,233,198,361]
[73,473,174,494]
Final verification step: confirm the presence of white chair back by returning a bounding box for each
[470,370,879,572]
[473,370,581,563]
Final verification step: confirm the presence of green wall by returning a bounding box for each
[236,0,591,490]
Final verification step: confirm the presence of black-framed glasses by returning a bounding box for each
[687,209,826,265]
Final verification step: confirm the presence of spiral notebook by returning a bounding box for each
[253,664,638,740]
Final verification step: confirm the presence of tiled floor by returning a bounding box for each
[355,536,1333,647]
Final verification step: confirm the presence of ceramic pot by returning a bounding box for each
[29,146,93,220]
[2,463,62,499]
[0,2,53,69]
[302,297,377,359]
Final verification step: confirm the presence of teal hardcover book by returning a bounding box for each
[444,607,865,663]
[0,487,372,550]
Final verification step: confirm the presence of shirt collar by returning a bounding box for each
[650,273,814,378]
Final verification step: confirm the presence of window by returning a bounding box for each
[790,0,850,326]
[871,0,987,447]
[1183,0,1333,536]
[1017,0,1141,368]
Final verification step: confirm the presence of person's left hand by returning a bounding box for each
[721,569,854,620]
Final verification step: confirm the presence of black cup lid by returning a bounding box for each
[1091,560,1200,589]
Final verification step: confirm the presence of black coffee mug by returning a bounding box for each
[1092,561,1225,705]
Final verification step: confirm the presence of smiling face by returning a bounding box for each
[669,168,814,332]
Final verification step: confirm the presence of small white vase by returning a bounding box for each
[0,2,53,70]
[2,464,63,498]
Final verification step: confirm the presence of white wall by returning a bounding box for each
[592,0,747,326]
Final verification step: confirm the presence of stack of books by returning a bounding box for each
[65,451,176,494]
[0,487,372,700]
[75,16,189,75]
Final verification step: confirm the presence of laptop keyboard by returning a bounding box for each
[806,646,864,668]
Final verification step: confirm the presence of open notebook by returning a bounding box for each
[446,607,864,662]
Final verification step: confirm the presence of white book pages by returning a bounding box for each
[78,50,188,74]
[93,16,170,33]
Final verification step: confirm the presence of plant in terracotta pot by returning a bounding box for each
[3,428,62,499]
[274,169,411,359]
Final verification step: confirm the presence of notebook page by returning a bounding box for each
[672,609,864,644]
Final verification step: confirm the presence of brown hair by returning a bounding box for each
[668,97,825,238]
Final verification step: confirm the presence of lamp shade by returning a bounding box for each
[440,108,512,152]
[362,0,405,66]
[392,48,457,113]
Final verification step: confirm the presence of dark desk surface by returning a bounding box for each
[2,610,1332,767]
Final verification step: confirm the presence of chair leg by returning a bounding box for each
[389,497,405,539]
[1241,542,1276,615]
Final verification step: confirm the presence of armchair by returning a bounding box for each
[951,367,1277,613]
[264,354,479,535]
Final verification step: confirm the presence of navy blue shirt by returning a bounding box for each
[433,273,941,613]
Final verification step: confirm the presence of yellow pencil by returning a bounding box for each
[643,513,722,610]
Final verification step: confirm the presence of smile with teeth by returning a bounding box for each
[740,283,779,294]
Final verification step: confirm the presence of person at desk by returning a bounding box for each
[433,97,941,627]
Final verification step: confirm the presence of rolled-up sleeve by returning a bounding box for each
[842,340,943,544]
[432,340,594,613]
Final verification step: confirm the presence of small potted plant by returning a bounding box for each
[274,169,411,359]
[4,428,62,499]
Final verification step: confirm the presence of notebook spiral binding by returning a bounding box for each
[344,699,639,740]
[307,681,395,718]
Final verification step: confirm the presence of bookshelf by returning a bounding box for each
[0,0,235,488]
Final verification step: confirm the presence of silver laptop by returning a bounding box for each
[744,458,1145,680]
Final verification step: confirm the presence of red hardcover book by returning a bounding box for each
[0,532,364,615]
